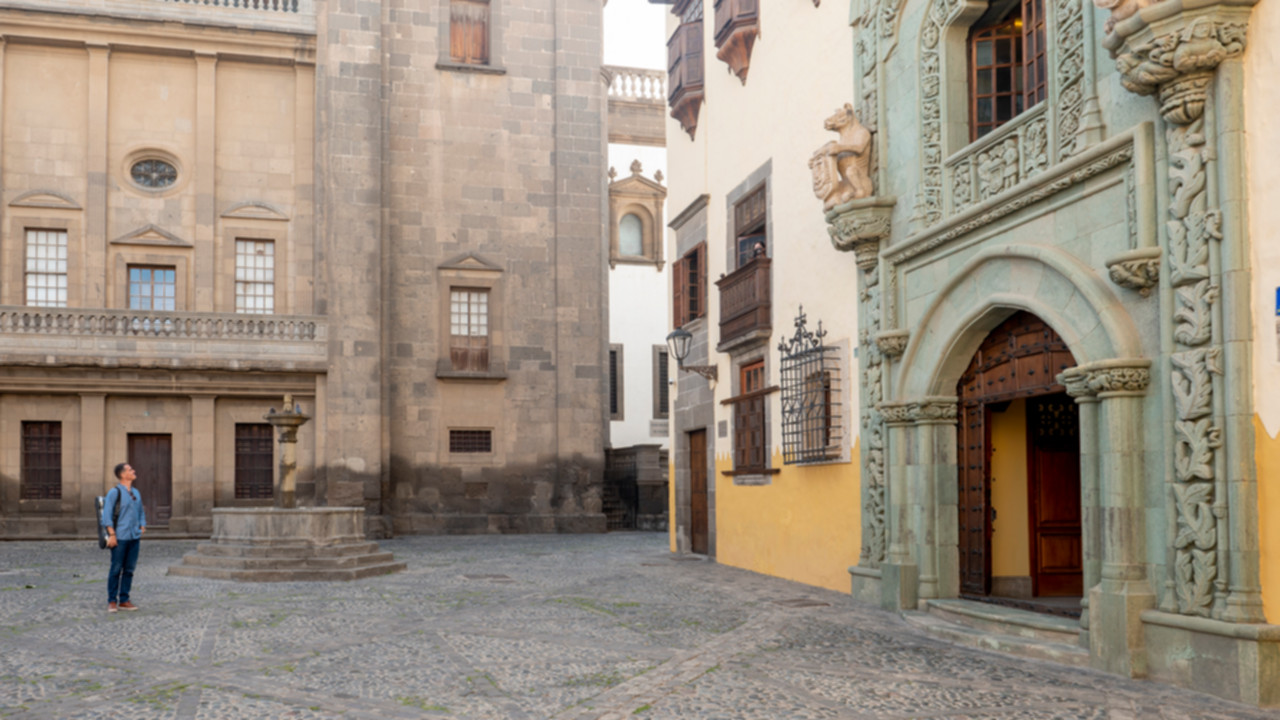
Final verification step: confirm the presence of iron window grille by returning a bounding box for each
[20,421,61,500]
[778,307,842,464]
[234,423,274,500]
[450,429,492,453]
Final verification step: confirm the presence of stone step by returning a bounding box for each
[904,611,1089,668]
[192,541,381,558]
[167,560,407,583]
[176,550,396,571]
[925,598,1083,645]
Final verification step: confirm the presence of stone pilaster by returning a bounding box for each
[1059,369,1101,647]
[1101,0,1265,624]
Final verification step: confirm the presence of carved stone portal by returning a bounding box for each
[811,104,874,211]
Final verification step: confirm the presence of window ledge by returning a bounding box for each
[436,61,507,75]
[722,469,778,486]
[436,369,508,382]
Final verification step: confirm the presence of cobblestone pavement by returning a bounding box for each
[0,533,1274,719]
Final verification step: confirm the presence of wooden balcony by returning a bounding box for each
[0,307,327,372]
[716,256,770,352]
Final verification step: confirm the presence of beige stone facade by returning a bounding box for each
[0,0,608,537]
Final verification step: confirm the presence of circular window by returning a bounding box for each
[130,159,178,189]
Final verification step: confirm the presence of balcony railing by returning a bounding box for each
[163,0,299,11]
[605,66,666,106]
[0,307,327,371]
[716,256,770,349]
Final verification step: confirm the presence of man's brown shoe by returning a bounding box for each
[107,602,118,613]
[118,601,139,611]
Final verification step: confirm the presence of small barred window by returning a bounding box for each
[778,308,842,464]
[450,429,492,453]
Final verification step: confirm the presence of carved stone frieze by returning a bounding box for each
[1106,247,1162,296]
[876,398,959,423]
[877,401,914,425]
[826,197,896,269]
[1086,365,1151,394]
[1055,0,1088,158]
[874,329,909,357]
[1056,368,1095,399]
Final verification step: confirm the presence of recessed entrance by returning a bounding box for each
[956,311,1080,615]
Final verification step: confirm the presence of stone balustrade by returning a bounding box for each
[605,66,666,105]
[0,307,327,372]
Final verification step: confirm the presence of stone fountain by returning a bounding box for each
[168,395,405,582]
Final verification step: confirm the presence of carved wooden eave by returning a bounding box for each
[670,90,703,141]
[714,22,757,84]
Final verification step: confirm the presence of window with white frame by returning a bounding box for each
[235,239,275,314]
[25,229,68,307]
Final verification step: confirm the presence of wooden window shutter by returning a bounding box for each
[673,255,687,327]
[695,243,707,320]
[450,0,490,65]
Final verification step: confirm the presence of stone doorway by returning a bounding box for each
[956,312,1080,613]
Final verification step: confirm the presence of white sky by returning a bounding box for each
[603,0,668,70]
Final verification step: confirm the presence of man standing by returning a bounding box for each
[102,463,146,613]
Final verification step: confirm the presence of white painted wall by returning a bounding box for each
[607,143,669,450]
[663,1,859,453]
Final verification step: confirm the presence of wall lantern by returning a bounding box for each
[665,327,718,382]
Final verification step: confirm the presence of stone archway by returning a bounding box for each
[878,245,1154,672]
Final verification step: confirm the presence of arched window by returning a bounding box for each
[619,213,644,256]
[968,0,1045,140]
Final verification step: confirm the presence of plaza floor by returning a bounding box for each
[0,533,1273,720]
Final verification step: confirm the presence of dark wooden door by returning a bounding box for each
[1028,394,1083,596]
[957,399,991,596]
[689,429,708,555]
[956,311,1077,598]
[128,434,172,527]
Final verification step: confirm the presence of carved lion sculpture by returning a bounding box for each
[810,103,873,212]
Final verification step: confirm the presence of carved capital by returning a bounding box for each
[1057,368,1096,399]
[877,397,958,424]
[1106,247,1162,296]
[877,401,914,425]
[1107,8,1251,125]
[874,329,909,357]
[826,196,896,270]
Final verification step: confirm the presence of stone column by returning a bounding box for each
[84,44,110,308]
[1059,369,1101,647]
[879,401,918,610]
[825,197,895,604]
[190,396,215,535]
[1078,360,1154,676]
[1102,0,1265,624]
[266,397,311,510]
[913,397,958,602]
[193,53,217,313]
[79,394,105,533]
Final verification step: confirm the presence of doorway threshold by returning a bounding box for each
[959,593,1082,619]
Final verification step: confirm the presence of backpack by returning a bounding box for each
[95,487,123,550]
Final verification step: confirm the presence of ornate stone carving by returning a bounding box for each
[1055,0,1088,158]
[1093,0,1160,34]
[1104,8,1253,618]
[811,104,874,211]
[1106,247,1161,296]
[874,330,909,357]
[1112,18,1247,124]
[826,197,896,270]
[1023,116,1049,177]
[913,398,958,422]
[858,265,887,567]
[877,401,914,425]
[1086,365,1151,394]
[977,138,1020,200]
[1057,368,1095,399]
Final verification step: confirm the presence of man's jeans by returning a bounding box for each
[107,539,141,604]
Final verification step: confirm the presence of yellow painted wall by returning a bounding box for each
[989,400,1030,578]
[712,442,861,593]
[1257,416,1279,624]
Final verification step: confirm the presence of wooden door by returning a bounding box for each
[128,434,172,527]
[957,398,991,596]
[689,429,708,555]
[1028,395,1083,596]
